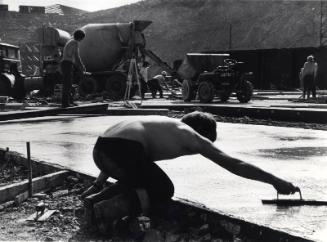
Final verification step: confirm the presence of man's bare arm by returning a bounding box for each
[75,44,85,72]
[195,136,298,194]
[80,171,109,198]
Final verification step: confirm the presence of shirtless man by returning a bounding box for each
[61,29,86,108]
[82,111,299,230]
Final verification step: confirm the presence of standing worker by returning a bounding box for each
[138,61,150,99]
[81,111,299,234]
[61,29,86,108]
[301,55,318,99]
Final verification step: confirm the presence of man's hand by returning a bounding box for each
[273,178,299,195]
[80,184,102,199]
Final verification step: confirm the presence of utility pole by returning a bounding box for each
[229,23,232,50]
[319,0,327,46]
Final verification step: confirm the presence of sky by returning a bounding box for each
[0,0,141,12]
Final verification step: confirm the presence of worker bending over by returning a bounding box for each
[147,71,169,98]
[81,111,299,234]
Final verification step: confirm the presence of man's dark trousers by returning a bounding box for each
[61,60,74,107]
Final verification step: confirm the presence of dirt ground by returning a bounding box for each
[0,162,30,187]
[0,178,236,242]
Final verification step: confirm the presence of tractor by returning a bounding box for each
[180,53,254,103]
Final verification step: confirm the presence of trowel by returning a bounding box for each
[262,188,327,206]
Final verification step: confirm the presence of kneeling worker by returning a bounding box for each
[82,111,299,233]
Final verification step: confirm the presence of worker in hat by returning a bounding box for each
[301,55,318,99]
[147,71,169,98]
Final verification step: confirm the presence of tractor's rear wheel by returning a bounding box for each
[0,74,12,96]
[182,79,195,102]
[236,80,253,103]
[198,81,215,103]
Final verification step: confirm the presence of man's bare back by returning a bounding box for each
[101,116,202,161]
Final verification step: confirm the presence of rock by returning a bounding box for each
[203,233,212,241]
[33,193,47,199]
[199,224,209,234]
[67,176,79,183]
[52,189,69,198]
[44,236,54,241]
[219,220,241,236]
[0,200,14,211]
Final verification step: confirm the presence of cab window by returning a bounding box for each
[7,48,17,59]
[0,46,5,57]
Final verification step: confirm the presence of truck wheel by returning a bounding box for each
[0,74,12,96]
[78,76,98,97]
[198,81,214,103]
[182,79,195,102]
[105,73,127,101]
[236,80,253,103]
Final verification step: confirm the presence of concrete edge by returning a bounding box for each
[106,108,169,116]
[174,197,313,242]
[0,103,109,121]
[0,170,70,204]
[141,104,327,123]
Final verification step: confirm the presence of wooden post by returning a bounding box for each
[26,142,33,197]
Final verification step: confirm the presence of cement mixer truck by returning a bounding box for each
[1,20,174,101]
[77,20,152,100]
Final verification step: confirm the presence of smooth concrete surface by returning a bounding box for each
[0,116,327,241]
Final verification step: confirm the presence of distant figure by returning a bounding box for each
[81,111,299,234]
[301,55,318,99]
[61,29,86,108]
[138,61,150,99]
[148,71,169,98]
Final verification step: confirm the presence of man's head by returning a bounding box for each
[307,55,314,62]
[181,111,217,142]
[73,29,86,41]
[161,71,167,77]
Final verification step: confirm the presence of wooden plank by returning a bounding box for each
[26,209,58,222]
[37,209,58,221]
[0,103,108,121]
[0,170,69,204]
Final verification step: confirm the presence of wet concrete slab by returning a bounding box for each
[0,115,327,241]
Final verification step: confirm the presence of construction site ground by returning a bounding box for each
[1,89,327,241]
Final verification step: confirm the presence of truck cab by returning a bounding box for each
[0,43,25,99]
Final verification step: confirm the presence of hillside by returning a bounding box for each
[0,0,322,65]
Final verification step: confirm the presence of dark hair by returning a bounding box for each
[73,29,86,41]
[181,111,217,142]
[143,61,149,67]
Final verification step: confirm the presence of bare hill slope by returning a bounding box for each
[0,0,321,64]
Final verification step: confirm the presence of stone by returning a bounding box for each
[52,189,69,198]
